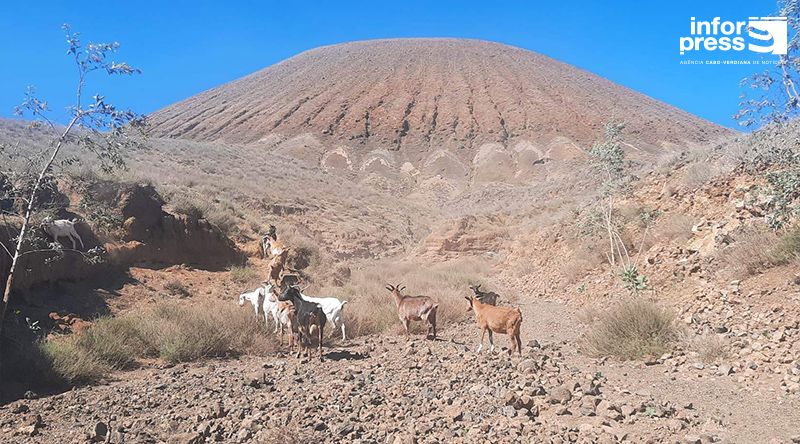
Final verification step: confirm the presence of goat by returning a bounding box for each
[238,288,263,318]
[464,294,522,355]
[469,284,500,306]
[261,224,288,258]
[41,217,84,250]
[300,292,348,340]
[237,285,280,332]
[276,300,297,351]
[267,248,290,288]
[278,286,326,361]
[260,225,278,258]
[386,283,438,340]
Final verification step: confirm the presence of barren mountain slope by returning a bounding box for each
[150,39,731,190]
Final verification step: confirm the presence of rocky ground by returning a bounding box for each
[3,298,799,444]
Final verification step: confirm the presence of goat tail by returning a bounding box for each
[341,300,348,306]
[511,308,523,334]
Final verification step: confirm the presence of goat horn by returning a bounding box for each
[385,284,394,292]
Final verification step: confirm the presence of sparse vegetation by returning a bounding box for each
[0,25,144,334]
[585,122,654,293]
[35,301,274,384]
[717,224,800,277]
[316,258,488,336]
[230,265,260,284]
[75,316,143,369]
[166,190,241,237]
[163,279,191,297]
[585,298,677,360]
[684,333,728,365]
[770,225,800,264]
[37,337,110,384]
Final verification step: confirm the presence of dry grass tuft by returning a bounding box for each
[683,333,728,364]
[770,225,800,265]
[316,257,489,336]
[585,298,677,360]
[75,316,144,369]
[719,225,782,278]
[682,162,717,189]
[37,338,110,385]
[229,265,261,285]
[36,300,274,385]
[164,279,191,297]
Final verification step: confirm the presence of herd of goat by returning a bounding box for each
[238,227,524,361]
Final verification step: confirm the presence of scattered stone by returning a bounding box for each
[445,406,464,422]
[167,432,203,444]
[92,421,108,441]
[716,364,734,376]
[684,435,702,444]
[547,386,572,404]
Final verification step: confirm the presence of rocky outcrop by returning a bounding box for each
[0,181,242,293]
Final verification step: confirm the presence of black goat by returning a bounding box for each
[469,284,499,306]
[278,286,326,361]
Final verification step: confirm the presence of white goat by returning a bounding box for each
[237,285,280,332]
[300,292,348,340]
[41,217,84,250]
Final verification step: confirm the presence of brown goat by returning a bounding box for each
[267,248,290,287]
[276,300,297,351]
[465,295,522,355]
[386,283,438,340]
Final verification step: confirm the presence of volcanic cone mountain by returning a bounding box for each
[150,38,730,186]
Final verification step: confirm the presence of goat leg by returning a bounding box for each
[488,330,495,353]
[318,321,324,361]
[477,328,485,353]
[430,306,438,341]
[73,231,84,249]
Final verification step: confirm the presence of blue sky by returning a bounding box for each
[0,0,783,129]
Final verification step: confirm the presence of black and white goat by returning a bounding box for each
[41,217,84,250]
[469,284,500,306]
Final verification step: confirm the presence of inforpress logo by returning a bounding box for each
[747,17,788,54]
[679,16,787,55]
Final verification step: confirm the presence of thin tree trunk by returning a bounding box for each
[0,116,79,336]
[605,199,615,266]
